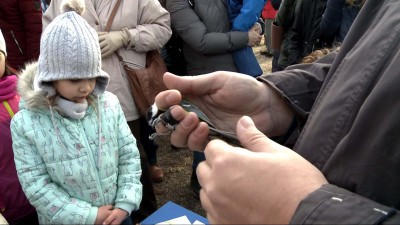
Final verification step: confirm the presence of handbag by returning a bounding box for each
[106,0,168,117]
[123,50,167,116]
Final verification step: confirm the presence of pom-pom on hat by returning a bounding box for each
[0,29,6,56]
[35,0,109,97]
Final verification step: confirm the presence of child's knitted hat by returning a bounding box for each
[35,0,109,97]
[0,29,6,56]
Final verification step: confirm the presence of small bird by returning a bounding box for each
[147,99,241,146]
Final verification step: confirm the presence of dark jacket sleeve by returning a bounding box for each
[275,0,296,29]
[286,0,326,66]
[261,1,400,223]
[166,0,248,54]
[228,0,266,32]
[258,50,336,124]
[259,52,400,224]
[320,0,345,40]
[290,184,400,224]
[286,0,307,66]
[286,20,303,65]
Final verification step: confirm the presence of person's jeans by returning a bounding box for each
[128,120,158,224]
[192,151,206,171]
[140,118,159,165]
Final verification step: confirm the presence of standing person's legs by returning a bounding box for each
[140,118,164,183]
[265,18,274,55]
[272,50,283,72]
[261,19,273,56]
[128,120,158,224]
[190,151,206,199]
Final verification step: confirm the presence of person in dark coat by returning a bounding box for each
[283,0,327,68]
[320,0,365,46]
[152,0,400,223]
[271,0,296,72]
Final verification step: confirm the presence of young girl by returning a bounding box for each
[10,1,142,224]
[0,30,39,225]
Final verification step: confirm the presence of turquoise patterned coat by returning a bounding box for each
[10,63,142,224]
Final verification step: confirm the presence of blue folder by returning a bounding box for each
[140,201,209,225]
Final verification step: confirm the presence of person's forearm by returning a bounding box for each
[261,80,295,137]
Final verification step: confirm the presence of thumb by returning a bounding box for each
[163,72,189,90]
[236,116,277,153]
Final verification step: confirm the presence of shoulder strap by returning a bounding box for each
[2,100,15,118]
[105,0,122,32]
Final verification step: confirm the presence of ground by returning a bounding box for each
[151,38,272,218]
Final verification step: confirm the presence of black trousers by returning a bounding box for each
[140,118,159,165]
[9,211,39,225]
[128,120,158,224]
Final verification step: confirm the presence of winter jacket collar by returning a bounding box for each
[0,75,17,101]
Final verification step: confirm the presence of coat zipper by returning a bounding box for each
[10,31,24,56]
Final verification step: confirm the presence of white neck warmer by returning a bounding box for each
[55,96,88,119]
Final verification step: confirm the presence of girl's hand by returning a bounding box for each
[102,208,129,225]
[94,205,113,225]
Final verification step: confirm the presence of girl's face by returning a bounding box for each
[53,78,96,103]
[0,52,5,78]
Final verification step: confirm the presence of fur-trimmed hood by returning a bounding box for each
[18,61,52,111]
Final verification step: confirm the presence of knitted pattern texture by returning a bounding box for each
[36,7,109,97]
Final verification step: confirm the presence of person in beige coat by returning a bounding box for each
[43,0,172,223]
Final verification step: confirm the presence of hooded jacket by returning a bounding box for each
[10,62,142,224]
[259,0,400,223]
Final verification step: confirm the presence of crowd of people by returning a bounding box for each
[1,0,399,224]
